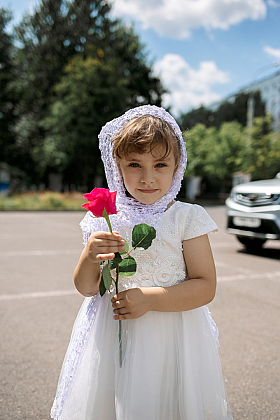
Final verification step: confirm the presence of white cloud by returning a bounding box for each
[154,54,230,116]
[112,0,267,39]
[267,0,280,7]
[264,45,280,59]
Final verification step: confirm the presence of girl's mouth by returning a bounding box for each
[138,189,158,194]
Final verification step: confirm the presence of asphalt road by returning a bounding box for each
[0,207,279,420]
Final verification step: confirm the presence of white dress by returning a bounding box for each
[51,201,233,420]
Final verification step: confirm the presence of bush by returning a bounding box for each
[0,191,86,211]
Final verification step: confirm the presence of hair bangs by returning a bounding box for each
[112,115,181,166]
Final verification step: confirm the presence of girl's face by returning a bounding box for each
[118,147,177,205]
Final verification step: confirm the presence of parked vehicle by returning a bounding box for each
[226,174,280,250]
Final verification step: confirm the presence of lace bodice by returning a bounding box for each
[80,201,218,291]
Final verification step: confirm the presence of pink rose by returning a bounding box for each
[82,188,117,217]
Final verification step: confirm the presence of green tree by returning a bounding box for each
[183,124,214,178]
[11,0,164,187]
[0,8,17,165]
[179,91,265,130]
[107,24,164,108]
[248,115,280,180]
[184,115,280,188]
[213,122,247,179]
[11,0,112,183]
[214,91,265,128]
[184,122,247,181]
[42,54,132,188]
[179,106,214,131]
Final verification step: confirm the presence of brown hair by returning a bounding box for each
[111,115,181,167]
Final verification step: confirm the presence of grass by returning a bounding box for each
[0,191,87,211]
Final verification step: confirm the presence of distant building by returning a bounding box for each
[241,71,280,131]
[210,71,280,131]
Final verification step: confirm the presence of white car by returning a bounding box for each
[226,174,280,250]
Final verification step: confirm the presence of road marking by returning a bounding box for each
[0,249,81,257]
[0,289,78,301]
[218,270,280,282]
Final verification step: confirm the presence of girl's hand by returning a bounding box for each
[85,231,125,264]
[111,288,151,320]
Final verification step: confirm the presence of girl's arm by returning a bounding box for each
[111,234,216,319]
[74,231,125,297]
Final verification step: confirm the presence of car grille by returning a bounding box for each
[234,193,280,207]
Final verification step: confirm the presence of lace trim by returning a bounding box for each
[50,294,101,419]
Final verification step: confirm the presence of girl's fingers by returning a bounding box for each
[111,294,131,319]
[113,305,130,316]
[111,293,125,304]
[96,231,123,241]
[97,253,115,261]
[89,232,124,246]
[113,306,126,314]
[95,238,125,250]
[90,243,125,257]
[98,244,125,252]
[111,299,123,309]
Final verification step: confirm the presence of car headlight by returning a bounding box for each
[230,191,242,202]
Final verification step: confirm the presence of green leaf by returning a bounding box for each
[114,252,122,264]
[109,258,116,270]
[123,239,129,253]
[119,256,137,277]
[102,263,113,290]
[99,275,106,296]
[132,224,156,250]
[109,240,129,270]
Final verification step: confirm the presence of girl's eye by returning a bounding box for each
[156,163,167,168]
[128,163,140,168]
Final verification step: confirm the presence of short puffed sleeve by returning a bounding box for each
[182,204,218,241]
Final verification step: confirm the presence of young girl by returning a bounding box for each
[51,105,233,419]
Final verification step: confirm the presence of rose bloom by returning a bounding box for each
[82,188,117,217]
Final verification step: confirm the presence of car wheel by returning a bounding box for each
[236,236,266,250]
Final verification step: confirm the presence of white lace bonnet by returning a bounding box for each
[81,105,187,238]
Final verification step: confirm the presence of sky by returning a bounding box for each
[2,0,280,116]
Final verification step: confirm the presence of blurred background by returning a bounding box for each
[0,0,280,208]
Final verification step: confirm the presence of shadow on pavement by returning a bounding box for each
[238,247,280,261]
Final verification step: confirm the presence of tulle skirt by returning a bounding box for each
[51,292,232,420]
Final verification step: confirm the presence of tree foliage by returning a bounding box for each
[184,115,280,182]
[248,115,280,180]
[42,53,132,187]
[8,0,164,187]
[0,8,17,165]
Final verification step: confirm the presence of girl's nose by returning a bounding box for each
[141,168,154,184]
